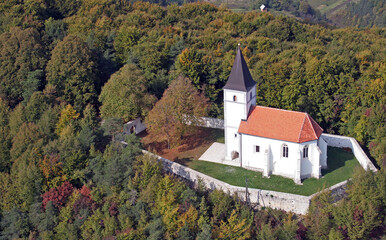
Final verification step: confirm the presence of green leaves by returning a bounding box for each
[0,27,46,106]
[46,35,98,112]
[99,64,157,122]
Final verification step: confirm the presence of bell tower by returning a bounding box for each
[223,45,256,160]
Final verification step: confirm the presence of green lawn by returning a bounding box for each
[183,147,359,196]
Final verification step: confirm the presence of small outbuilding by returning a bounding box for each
[124,118,146,135]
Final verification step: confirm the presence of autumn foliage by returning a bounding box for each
[146,76,208,148]
[41,181,74,210]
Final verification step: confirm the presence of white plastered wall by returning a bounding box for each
[240,135,327,182]
[318,137,328,168]
[240,134,300,180]
[224,88,256,160]
[224,90,245,159]
[299,141,319,179]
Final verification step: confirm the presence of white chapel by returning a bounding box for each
[223,46,328,184]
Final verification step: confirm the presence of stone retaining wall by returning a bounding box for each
[321,134,377,172]
[142,150,311,214]
[134,125,376,214]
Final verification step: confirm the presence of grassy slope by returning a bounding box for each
[184,146,359,196]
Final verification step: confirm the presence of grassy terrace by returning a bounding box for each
[142,128,360,196]
[181,147,359,196]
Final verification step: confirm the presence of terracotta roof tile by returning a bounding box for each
[238,106,323,143]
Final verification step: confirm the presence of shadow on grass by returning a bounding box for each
[322,146,354,175]
[174,157,192,166]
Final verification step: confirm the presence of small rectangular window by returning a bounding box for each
[282,144,288,158]
[254,145,260,153]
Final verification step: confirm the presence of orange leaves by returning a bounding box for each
[39,154,66,191]
[146,76,208,149]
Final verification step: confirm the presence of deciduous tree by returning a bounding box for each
[99,64,156,122]
[0,27,46,106]
[46,35,98,111]
[146,76,208,148]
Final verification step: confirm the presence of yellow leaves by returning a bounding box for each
[181,205,199,232]
[39,154,67,191]
[214,209,251,240]
[241,46,252,59]
[209,19,225,29]
[367,78,385,102]
[55,104,79,136]
[95,15,112,31]
[354,114,369,144]
[163,26,181,36]
[179,48,194,66]
[162,205,182,239]
[355,49,372,66]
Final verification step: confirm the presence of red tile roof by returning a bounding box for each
[238,106,323,143]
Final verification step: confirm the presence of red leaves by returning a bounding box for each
[41,181,74,210]
[79,185,91,199]
[73,185,95,215]
[109,202,119,217]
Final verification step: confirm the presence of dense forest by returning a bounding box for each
[0,0,385,239]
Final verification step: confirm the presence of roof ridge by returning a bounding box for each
[306,114,318,139]
[298,114,307,142]
[309,114,323,138]
[256,105,305,115]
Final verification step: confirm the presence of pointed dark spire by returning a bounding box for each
[223,45,256,92]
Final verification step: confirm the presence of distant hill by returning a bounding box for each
[308,0,385,28]
[205,0,329,24]
[205,0,385,28]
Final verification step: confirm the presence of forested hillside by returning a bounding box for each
[208,0,327,24]
[309,0,385,28]
[0,0,384,239]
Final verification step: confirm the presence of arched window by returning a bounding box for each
[303,145,309,158]
[233,95,237,101]
[282,144,288,158]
